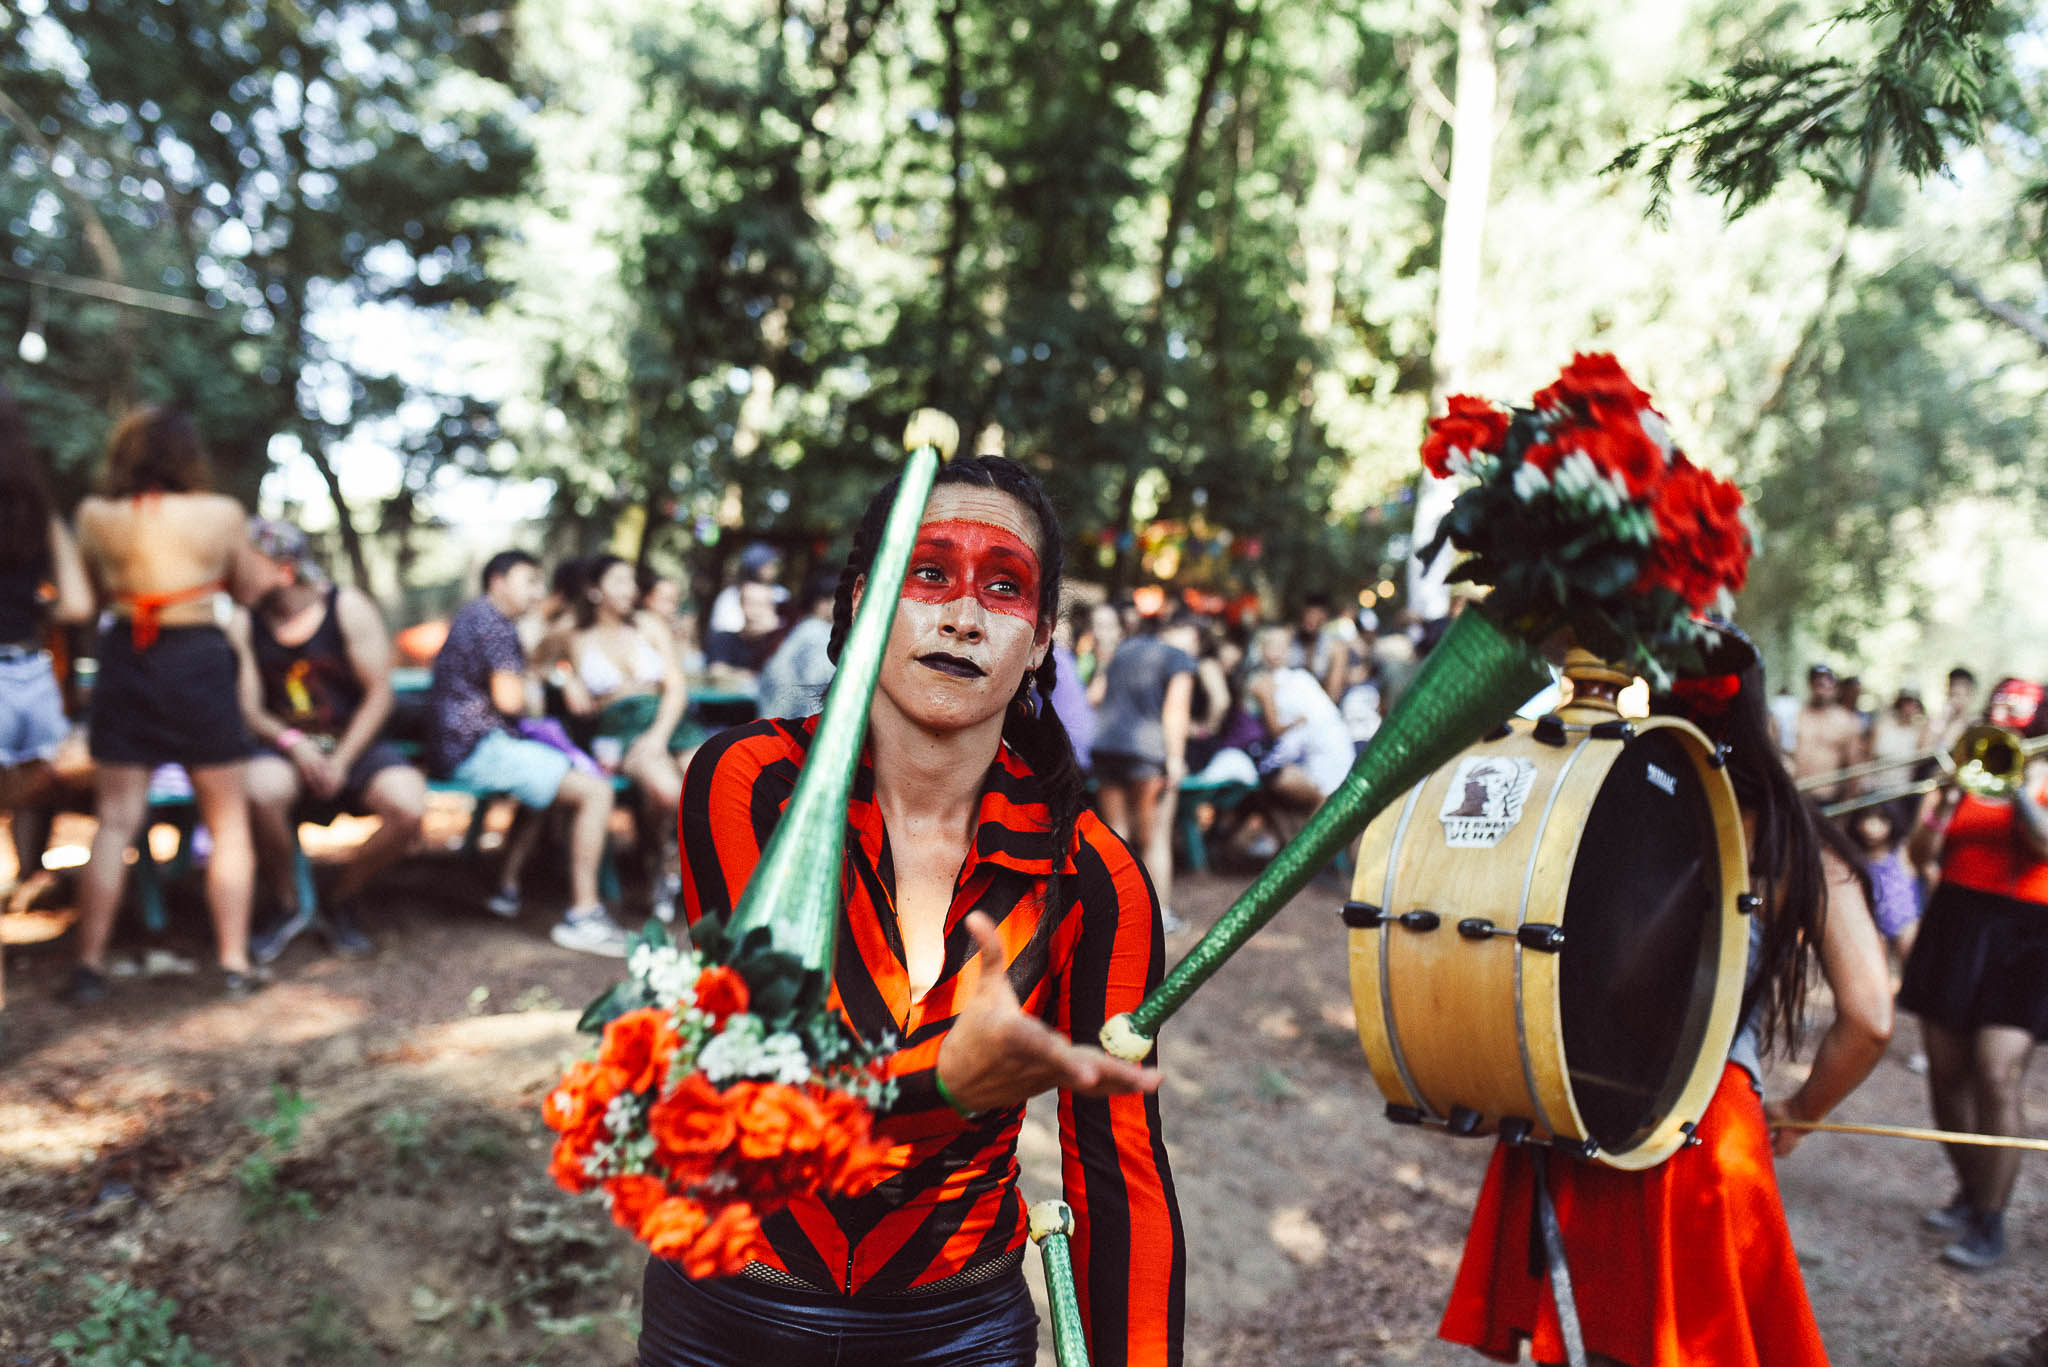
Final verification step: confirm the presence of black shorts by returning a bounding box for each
[1091,751,1165,785]
[1898,882,2048,1040]
[89,623,252,768]
[287,739,415,826]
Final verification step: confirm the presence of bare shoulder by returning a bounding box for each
[335,585,388,628]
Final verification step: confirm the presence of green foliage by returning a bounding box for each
[50,1277,223,1367]
[238,1082,316,1222]
[375,1105,434,1173]
[1,0,529,571]
[1613,0,2012,218]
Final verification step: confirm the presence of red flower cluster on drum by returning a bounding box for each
[1421,353,1752,681]
[543,922,894,1277]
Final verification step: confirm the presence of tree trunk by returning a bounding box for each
[303,435,374,590]
[1408,0,1497,623]
[1110,0,1240,589]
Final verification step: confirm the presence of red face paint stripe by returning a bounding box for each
[901,519,1041,623]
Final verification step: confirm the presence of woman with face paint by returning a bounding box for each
[646,457,1185,1367]
[1899,676,2048,1271]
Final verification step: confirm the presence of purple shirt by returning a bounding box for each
[427,596,527,776]
[1866,848,1922,939]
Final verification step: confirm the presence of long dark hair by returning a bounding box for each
[98,406,212,497]
[577,553,630,628]
[1655,628,1869,1058]
[827,456,1086,911]
[0,389,53,575]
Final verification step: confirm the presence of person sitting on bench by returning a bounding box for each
[231,519,425,963]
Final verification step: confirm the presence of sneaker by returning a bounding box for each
[320,900,375,958]
[222,966,273,999]
[58,963,109,1006]
[1923,1193,1971,1234]
[1941,1208,2007,1270]
[549,905,629,958]
[251,900,317,965]
[484,885,522,919]
[1243,832,1280,860]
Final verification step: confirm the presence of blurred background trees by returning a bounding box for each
[4,0,2044,682]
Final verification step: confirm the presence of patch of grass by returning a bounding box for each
[375,1106,435,1174]
[452,1123,512,1167]
[287,1292,375,1365]
[238,1083,316,1223]
[51,1276,223,1367]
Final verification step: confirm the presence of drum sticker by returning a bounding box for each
[1438,756,1540,848]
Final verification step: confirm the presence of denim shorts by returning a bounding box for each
[448,729,571,808]
[0,650,69,766]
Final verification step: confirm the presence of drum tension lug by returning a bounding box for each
[1457,917,1499,940]
[1340,900,1385,928]
[1447,1105,1485,1136]
[1498,1117,1534,1146]
[1589,719,1636,742]
[1735,893,1762,917]
[1384,1103,1427,1127]
[1680,1121,1703,1148]
[1397,909,1442,932]
[1532,714,1570,747]
[1551,1137,1599,1161]
[1483,721,1513,741]
[1515,923,1566,952]
[1708,743,1732,770]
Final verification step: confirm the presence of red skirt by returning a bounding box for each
[1438,1062,1829,1367]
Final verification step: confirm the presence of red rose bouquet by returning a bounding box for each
[543,919,895,1277]
[1421,352,1752,684]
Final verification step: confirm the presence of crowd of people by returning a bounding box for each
[1778,659,2048,1281]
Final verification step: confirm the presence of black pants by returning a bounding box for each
[638,1259,1037,1367]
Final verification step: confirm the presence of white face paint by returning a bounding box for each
[862,484,1051,736]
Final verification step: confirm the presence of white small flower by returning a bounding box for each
[1637,408,1674,461]
[629,944,703,1008]
[1512,461,1551,500]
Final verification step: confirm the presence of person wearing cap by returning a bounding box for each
[704,542,787,673]
[1791,663,1864,805]
[227,520,425,962]
[1870,685,1933,831]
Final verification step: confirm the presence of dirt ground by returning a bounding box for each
[2,803,2044,1366]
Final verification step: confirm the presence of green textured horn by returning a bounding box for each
[1029,1199,1091,1367]
[1101,608,1551,1060]
[722,409,959,998]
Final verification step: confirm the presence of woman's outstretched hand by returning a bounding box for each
[935,912,1162,1115]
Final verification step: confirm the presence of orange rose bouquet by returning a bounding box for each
[543,920,894,1277]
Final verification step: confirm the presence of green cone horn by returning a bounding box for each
[1101,608,1552,1060]
[722,410,960,1001]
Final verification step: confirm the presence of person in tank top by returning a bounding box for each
[228,519,426,965]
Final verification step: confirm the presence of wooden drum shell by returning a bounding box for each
[1346,715,1749,1170]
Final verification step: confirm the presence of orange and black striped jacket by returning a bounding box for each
[679,715,1185,1365]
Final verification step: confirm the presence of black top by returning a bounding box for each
[0,558,48,646]
[251,585,364,737]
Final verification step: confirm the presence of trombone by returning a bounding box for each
[1816,724,2048,819]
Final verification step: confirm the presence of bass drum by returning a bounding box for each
[1346,712,1749,1169]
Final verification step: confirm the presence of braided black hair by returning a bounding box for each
[827,456,1087,913]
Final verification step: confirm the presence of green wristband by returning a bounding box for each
[934,1071,983,1120]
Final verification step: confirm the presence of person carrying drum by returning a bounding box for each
[1900,675,2048,1271]
[1438,626,1892,1367]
